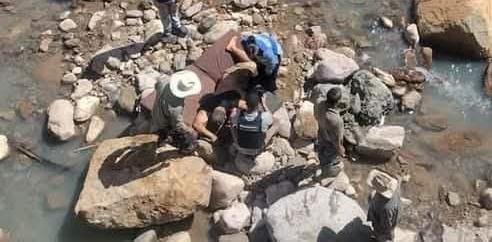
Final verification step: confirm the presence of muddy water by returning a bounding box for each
[1,0,492,242]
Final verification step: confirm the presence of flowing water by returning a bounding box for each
[1,0,492,241]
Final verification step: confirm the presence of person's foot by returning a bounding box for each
[172,26,188,38]
[321,161,344,178]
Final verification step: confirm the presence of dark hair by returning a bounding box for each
[210,107,227,129]
[245,90,260,111]
[326,87,342,106]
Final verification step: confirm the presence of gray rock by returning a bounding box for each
[187,48,203,62]
[380,16,394,28]
[333,46,356,59]
[126,10,144,18]
[392,86,407,97]
[0,135,10,161]
[64,38,80,48]
[106,57,121,70]
[198,16,217,33]
[71,79,93,100]
[118,86,137,113]
[204,21,239,44]
[162,231,191,242]
[215,202,251,234]
[401,90,422,111]
[88,11,105,30]
[47,100,76,141]
[180,0,193,12]
[184,2,202,18]
[356,125,405,161]
[480,188,492,210]
[143,9,156,22]
[211,170,245,210]
[74,96,100,122]
[270,137,295,158]
[59,19,78,32]
[265,181,296,205]
[372,67,396,87]
[234,0,259,8]
[126,18,143,26]
[235,152,275,175]
[351,70,394,125]
[442,224,491,242]
[136,68,160,92]
[446,192,461,207]
[272,106,291,139]
[39,38,52,52]
[145,20,163,41]
[134,230,157,242]
[405,24,420,47]
[252,13,264,25]
[309,49,359,84]
[218,233,249,242]
[266,187,370,242]
[86,116,105,143]
[62,73,78,84]
[159,61,173,74]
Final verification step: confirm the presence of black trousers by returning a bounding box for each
[250,63,280,93]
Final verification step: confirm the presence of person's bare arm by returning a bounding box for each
[193,110,218,142]
[226,35,252,63]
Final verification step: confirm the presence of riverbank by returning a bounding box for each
[1,0,492,241]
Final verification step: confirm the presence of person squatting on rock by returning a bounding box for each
[151,70,201,154]
[193,90,243,143]
[153,0,188,37]
[316,87,345,177]
[228,33,282,93]
[367,169,401,242]
[231,90,273,158]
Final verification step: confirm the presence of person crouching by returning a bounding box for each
[151,70,201,154]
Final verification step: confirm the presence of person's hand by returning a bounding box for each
[210,135,218,143]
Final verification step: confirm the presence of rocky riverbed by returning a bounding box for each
[2,0,492,241]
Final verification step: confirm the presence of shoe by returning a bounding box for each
[172,26,188,38]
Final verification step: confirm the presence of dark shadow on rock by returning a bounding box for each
[248,163,319,192]
[81,32,165,80]
[317,218,373,242]
[98,141,181,188]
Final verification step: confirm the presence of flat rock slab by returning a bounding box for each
[75,135,212,229]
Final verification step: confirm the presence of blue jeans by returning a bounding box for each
[154,0,181,33]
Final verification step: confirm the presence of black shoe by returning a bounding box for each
[172,26,188,38]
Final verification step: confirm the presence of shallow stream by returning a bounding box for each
[1,0,492,241]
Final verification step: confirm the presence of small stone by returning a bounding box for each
[380,16,393,28]
[405,24,420,47]
[134,230,157,242]
[86,116,105,143]
[446,191,461,207]
[403,49,417,69]
[126,18,143,26]
[64,38,80,48]
[480,188,492,210]
[372,67,396,87]
[159,61,172,74]
[402,90,422,111]
[392,86,407,97]
[126,10,144,18]
[59,19,78,32]
[74,96,100,122]
[47,100,76,141]
[120,2,128,9]
[62,73,77,84]
[184,2,203,18]
[0,110,15,121]
[252,13,264,25]
[215,202,251,234]
[143,9,156,21]
[17,100,33,120]
[118,86,137,113]
[235,152,275,175]
[71,79,93,100]
[59,11,71,20]
[174,53,187,71]
[39,38,52,52]
[0,135,10,161]
[88,11,105,30]
[106,57,121,70]
[475,212,490,227]
[162,231,191,242]
[422,47,433,69]
[72,67,82,75]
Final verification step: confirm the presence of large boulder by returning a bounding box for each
[235,152,275,175]
[416,0,492,58]
[308,48,359,84]
[266,187,371,242]
[356,126,405,161]
[351,70,394,126]
[211,170,245,210]
[47,99,76,141]
[75,135,213,229]
[214,202,251,234]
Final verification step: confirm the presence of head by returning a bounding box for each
[366,169,398,199]
[209,106,227,130]
[326,87,342,108]
[243,35,260,60]
[245,90,261,112]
